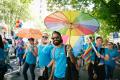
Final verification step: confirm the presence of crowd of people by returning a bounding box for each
[0,31,120,80]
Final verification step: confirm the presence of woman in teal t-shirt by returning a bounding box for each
[23,38,38,80]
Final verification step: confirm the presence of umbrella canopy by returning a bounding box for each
[62,35,85,57]
[45,11,100,57]
[16,28,42,38]
[44,11,99,36]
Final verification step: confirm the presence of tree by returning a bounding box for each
[47,0,120,37]
[0,0,32,30]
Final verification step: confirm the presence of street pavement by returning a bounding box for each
[4,58,120,80]
[4,58,41,80]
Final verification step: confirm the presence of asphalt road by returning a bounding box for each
[4,58,120,80]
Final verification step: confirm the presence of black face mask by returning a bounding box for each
[53,39,62,46]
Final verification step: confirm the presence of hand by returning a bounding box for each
[66,44,72,52]
[48,77,53,80]
[66,44,72,56]
[96,52,101,58]
[112,57,119,60]
[93,73,97,79]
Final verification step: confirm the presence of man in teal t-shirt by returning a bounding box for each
[47,31,75,80]
[88,37,109,80]
[37,33,52,78]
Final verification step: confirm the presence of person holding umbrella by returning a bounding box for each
[23,38,38,80]
[46,31,77,80]
[44,11,100,80]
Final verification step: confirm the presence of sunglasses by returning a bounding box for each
[51,37,60,40]
[42,36,48,39]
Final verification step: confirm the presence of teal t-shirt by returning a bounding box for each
[105,48,119,68]
[91,47,108,64]
[51,45,67,78]
[25,47,36,64]
[0,48,6,61]
[38,44,52,67]
[4,43,9,50]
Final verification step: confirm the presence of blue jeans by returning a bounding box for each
[23,62,35,80]
[54,76,65,80]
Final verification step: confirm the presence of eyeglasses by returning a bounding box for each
[51,37,60,40]
[42,36,48,39]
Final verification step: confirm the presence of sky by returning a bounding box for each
[22,0,51,30]
[30,0,49,20]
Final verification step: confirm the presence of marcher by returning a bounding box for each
[16,38,25,71]
[3,38,9,63]
[37,33,52,80]
[88,37,109,80]
[83,37,96,79]
[46,31,76,80]
[0,35,7,80]
[105,42,119,80]
[23,38,38,80]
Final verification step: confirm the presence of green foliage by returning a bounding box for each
[47,0,120,38]
[0,0,32,30]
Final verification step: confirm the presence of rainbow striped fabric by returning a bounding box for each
[82,46,93,63]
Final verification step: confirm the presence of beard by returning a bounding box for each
[53,40,62,46]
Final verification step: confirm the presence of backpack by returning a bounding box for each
[52,45,79,80]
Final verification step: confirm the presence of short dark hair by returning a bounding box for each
[52,31,63,43]
[89,36,93,40]
[52,31,62,38]
[28,38,34,41]
[96,36,102,40]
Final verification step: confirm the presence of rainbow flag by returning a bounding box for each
[84,53,92,62]
[82,46,93,62]
[82,46,92,58]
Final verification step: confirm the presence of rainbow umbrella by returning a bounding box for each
[44,11,99,36]
[62,35,85,57]
[45,10,100,57]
